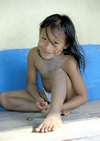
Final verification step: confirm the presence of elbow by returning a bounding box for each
[82,94,88,104]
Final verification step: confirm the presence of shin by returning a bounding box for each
[49,68,67,114]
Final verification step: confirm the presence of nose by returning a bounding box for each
[45,41,53,50]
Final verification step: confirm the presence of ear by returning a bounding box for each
[64,43,69,49]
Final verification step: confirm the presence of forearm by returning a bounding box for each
[62,95,88,112]
[27,83,40,100]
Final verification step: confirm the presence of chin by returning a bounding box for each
[43,56,53,60]
[41,53,54,60]
[40,53,53,60]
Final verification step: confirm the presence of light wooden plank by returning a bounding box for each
[0,100,100,141]
[0,118,100,141]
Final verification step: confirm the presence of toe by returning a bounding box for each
[62,111,70,116]
[35,128,40,132]
[51,126,55,131]
[40,125,46,133]
[44,126,48,133]
[48,126,52,132]
[65,111,70,116]
[35,124,43,133]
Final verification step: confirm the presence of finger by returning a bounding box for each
[36,102,43,109]
[40,101,47,107]
[39,97,44,103]
[42,103,50,109]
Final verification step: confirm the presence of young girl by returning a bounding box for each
[0,14,88,133]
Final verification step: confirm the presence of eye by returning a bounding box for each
[54,42,59,45]
[42,37,47,40]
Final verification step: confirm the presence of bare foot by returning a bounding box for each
[61,111,70,116]
[35,113,62,133]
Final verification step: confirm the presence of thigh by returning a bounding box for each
[5,89,35,102]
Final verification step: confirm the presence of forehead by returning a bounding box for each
[40,27,66,41]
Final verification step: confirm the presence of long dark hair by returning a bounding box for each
[40,14,86,73]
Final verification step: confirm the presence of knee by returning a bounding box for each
[50,68,67,81]
[0,92,9,109]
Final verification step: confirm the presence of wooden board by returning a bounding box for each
[0,100,100,141]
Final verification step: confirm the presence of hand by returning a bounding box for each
[41,104,50,116]
[35,97,47,110]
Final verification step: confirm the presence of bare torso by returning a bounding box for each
[31,47,75,100]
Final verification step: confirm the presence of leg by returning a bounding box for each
[0,90,41,112]
[35,68,68,133]
[61,73,76,116]
[40,72,76,117]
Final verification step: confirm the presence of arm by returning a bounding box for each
[27,48,44,105]
[62,59,88,112]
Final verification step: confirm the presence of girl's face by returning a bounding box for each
[38,27,67,60]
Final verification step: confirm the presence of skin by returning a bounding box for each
[0,27,88,133]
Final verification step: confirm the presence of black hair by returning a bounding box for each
[40,14,86,73]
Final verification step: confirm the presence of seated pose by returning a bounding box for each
[0,14,88,133]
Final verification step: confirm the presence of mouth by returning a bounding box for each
[37,48,56,62]
[37,48,51,59]
[43,50,53,55]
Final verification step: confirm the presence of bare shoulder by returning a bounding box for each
[62,55,81,76]
[28,47,37,56]
[64,56,78,70]
[27,47,38,66]
[27,47,38,60]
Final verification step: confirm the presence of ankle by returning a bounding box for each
[48,110,60,117]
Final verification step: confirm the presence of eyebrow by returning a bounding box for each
[51,30,64,44]
[55,38,63,43]
[42,30,63,44]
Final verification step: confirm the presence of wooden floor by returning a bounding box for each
[0,100,100,141]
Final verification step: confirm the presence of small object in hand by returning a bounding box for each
[27,117,33,121]
[40,102,46,106]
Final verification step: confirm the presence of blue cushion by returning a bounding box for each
[0,44,100,110]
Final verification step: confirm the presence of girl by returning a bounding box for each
[0,14,88,133]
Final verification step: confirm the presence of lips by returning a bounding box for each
[43,50,52,55]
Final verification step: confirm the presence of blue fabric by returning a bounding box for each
[0,44,100,110]
[36,71,43,89]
